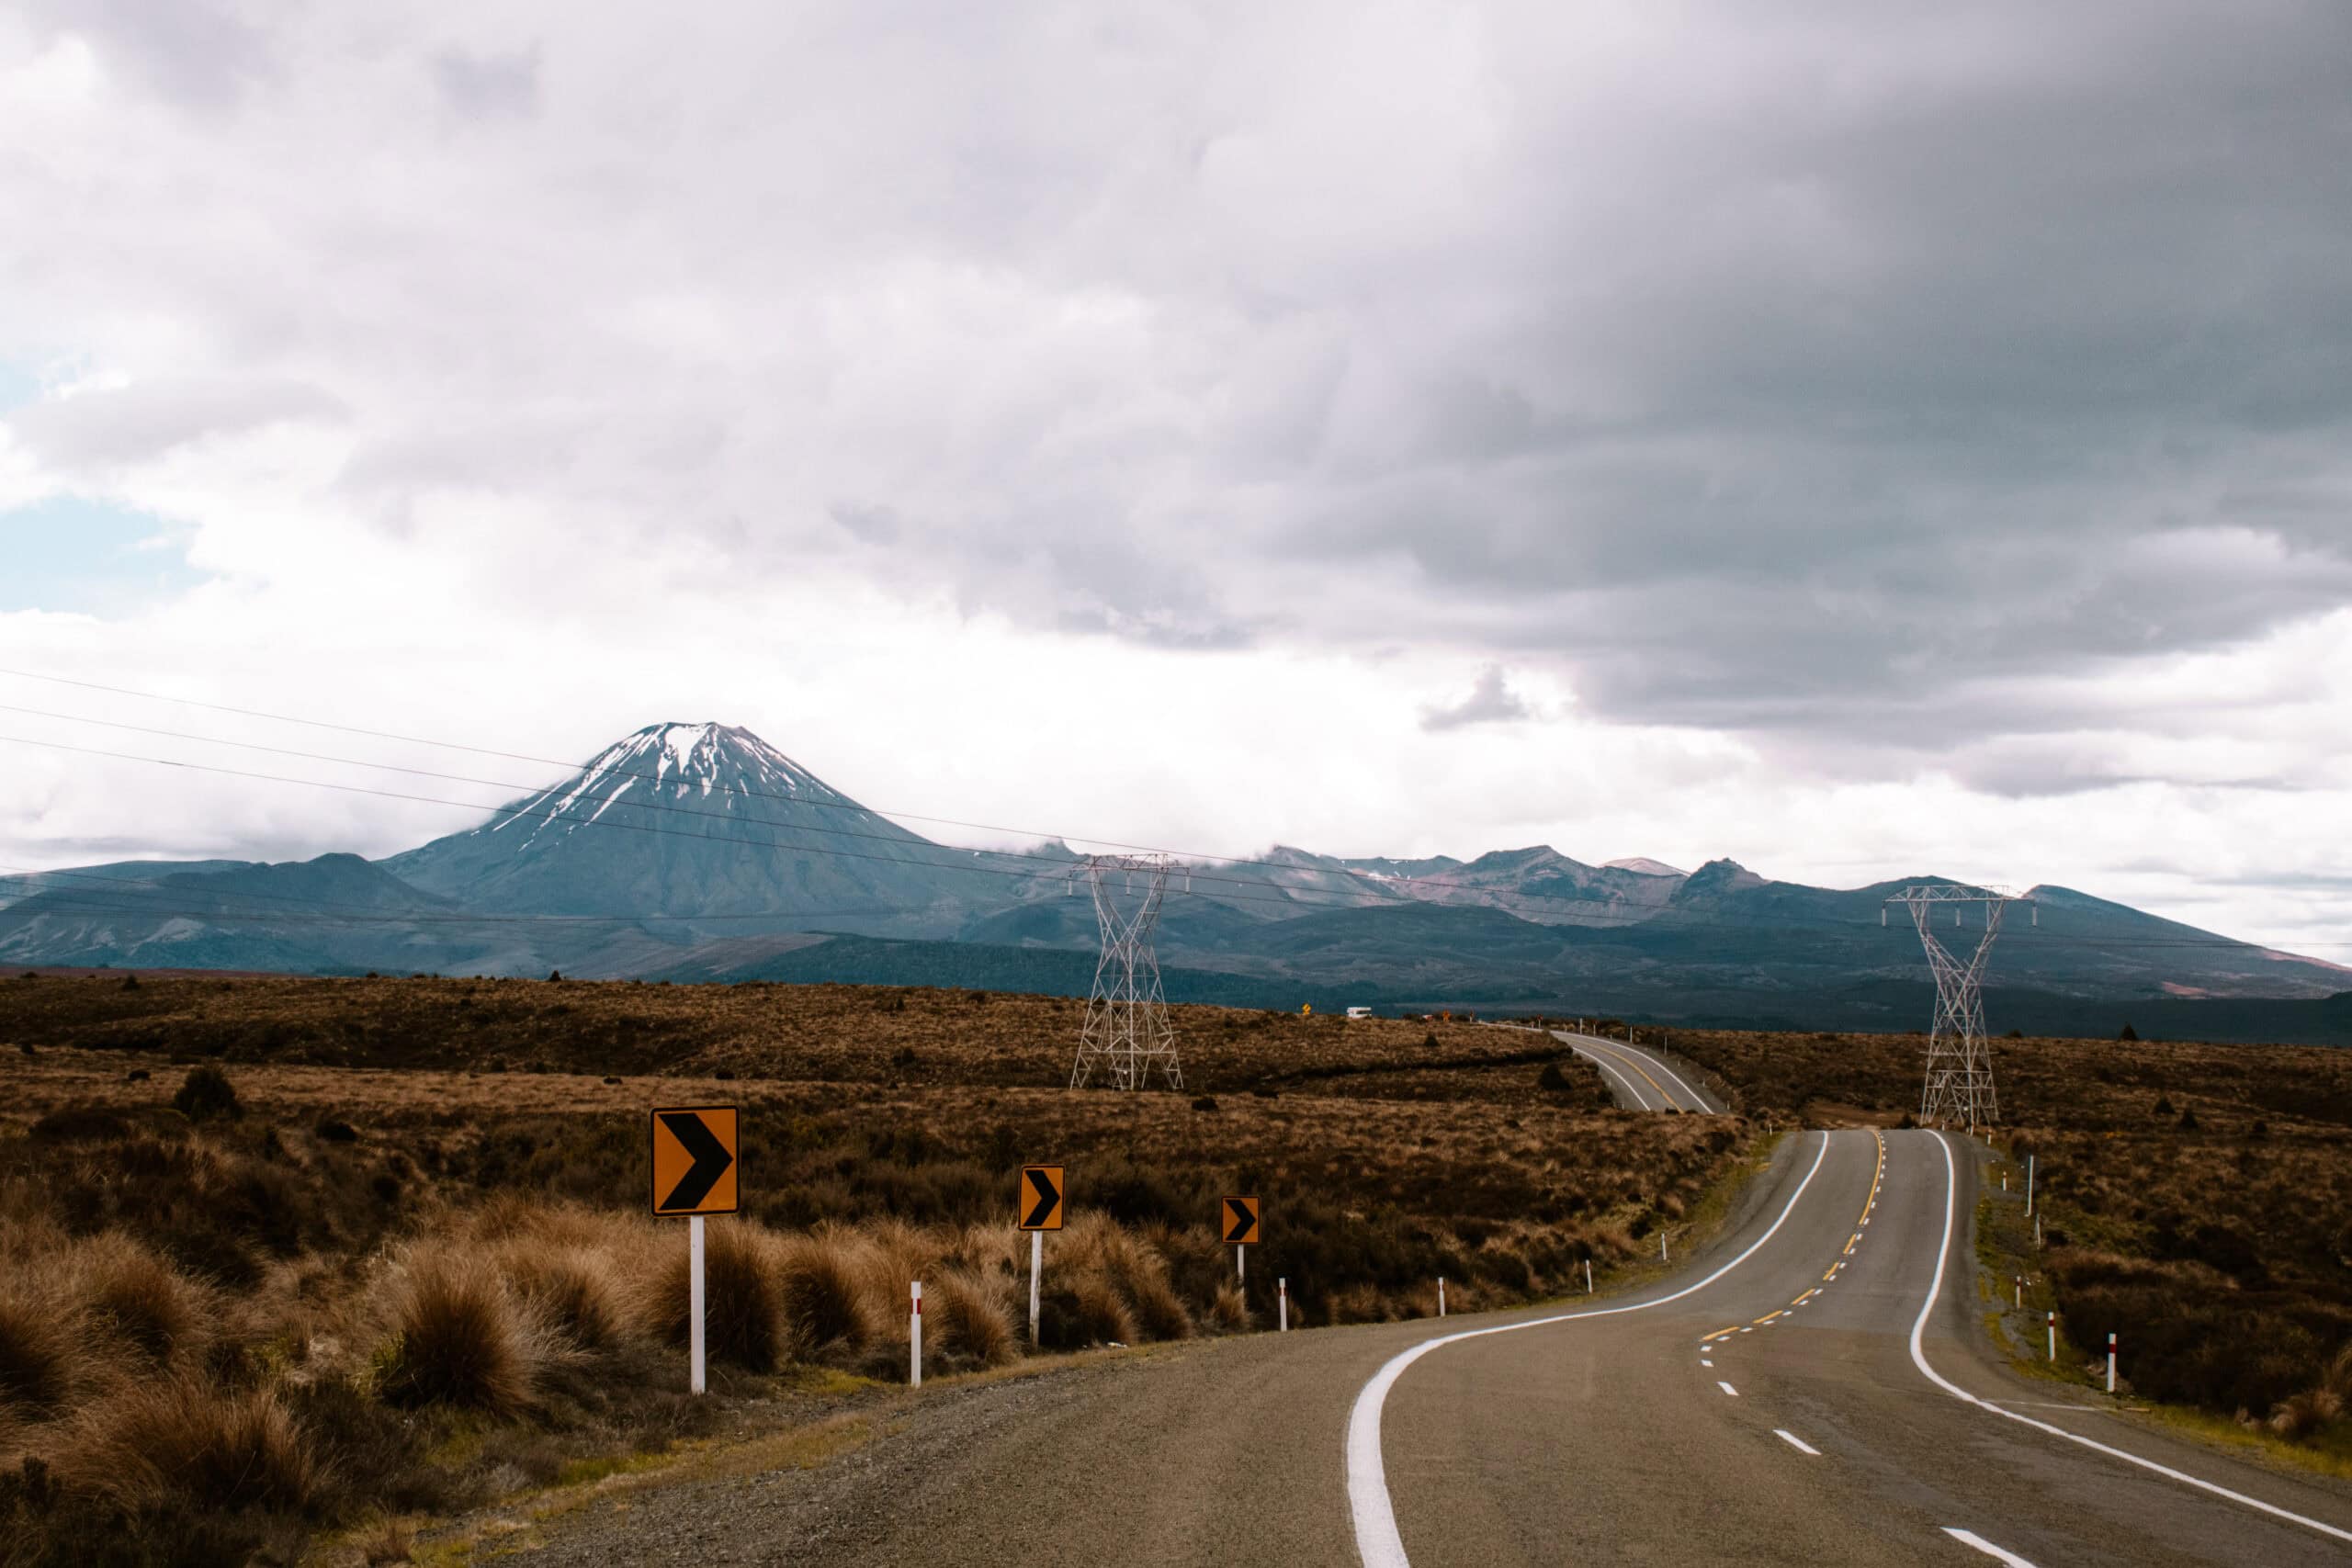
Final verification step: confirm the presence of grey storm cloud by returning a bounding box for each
[1420,665,1534,732]
[9,0,2352,790]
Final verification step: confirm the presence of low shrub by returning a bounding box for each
[173,1066,242,1122]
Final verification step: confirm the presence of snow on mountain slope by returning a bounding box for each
[379,722,1000,927]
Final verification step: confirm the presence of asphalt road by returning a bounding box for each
[1546,1027,1725,1112]
[518,1131,2352,1566]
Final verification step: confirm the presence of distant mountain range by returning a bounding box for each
[4,721,2346,1043]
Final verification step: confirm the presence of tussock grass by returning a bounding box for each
[65,1232,215,1368]
[0,1275,78,1416]
[373,1249,546,1415]
[648,1220,786,1372]
[0,972,1774,1559]
[499,1242,636,1354]
[54,1376,319,1515]
[924,1269,1015,1366]
[776,1231,880,1359]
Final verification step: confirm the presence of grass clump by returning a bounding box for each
[373,1250,545,1415]
[778,1233,879,1359]
[64,1232,214,1368]
[0,1278,78,1416]
[54,1376,320,1516]
[650,1220,786,1371]
[172,1065,241,1122]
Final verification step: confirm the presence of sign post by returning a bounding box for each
[911,1280,923,1387]
[1018,1165,1064,1346]
[650,1106,741,1396]
[1223,1195,1261,1281]
[1278,1277,1288,1332]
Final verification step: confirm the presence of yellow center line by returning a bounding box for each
[1702,1326,1740,1342]
[1753,1310,1783,1325]
[1577,1035,1685,1111]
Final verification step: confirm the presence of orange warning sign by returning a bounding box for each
[650,1106,740,1216]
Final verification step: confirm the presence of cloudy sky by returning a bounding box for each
[3,1,2349,955]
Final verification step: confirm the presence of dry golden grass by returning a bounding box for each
[372,1248,549,1416]
[0,971,1753,1562]
[51,1376,320,1517]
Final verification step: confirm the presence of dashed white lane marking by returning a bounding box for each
[1700,1359,1713,1368]
[1910,1134,2352,1548]
[1717,1381,1738,1397]
[1774,1429,1820,1456]
[1345,1133,1833,1568]
[1942,1528,2038,1566]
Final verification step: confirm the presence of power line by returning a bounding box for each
[0,669,1912,922]
[0,681,2342,957]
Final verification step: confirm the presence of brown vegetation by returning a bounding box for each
[0,971,1740,1562]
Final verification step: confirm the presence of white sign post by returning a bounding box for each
[1028,1229,1043,1346]
[1438,1277,1446,1317]
[910,1281,923,1388]
[1236,1245,1246,1283]
[1585,1258,1593,1294]
[2107,1331,2117,1393]
[1278,1277,1288,1332]
[689,1214,707,1395]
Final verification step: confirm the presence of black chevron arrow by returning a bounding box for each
[1023,1168,1061,1228]
[1225,1198,1256,1243]
[657,1111,735,1212]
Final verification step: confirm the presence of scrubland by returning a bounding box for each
[1672,1023,2352,1459]
[0,974,1748,1564]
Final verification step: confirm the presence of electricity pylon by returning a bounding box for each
[1883,885,2034,1129]
[1069,854,1184,1090]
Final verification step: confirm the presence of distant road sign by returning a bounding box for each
[1020,1165,1065,1231]
[1223,1194,1261,1245]
[650,1107,739,1215]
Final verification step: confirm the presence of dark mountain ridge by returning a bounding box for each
[4,720,2343,1041]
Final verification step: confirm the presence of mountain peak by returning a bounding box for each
[1604,856,1687,878]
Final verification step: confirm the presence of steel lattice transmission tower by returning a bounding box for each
[1883,884,2035,1129]
[1069,854,1184,1090]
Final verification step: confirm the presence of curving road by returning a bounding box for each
[514,1131,2352,1567]
[1547,1027,1724,1113]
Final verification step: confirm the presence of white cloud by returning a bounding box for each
[0,1,2347,961]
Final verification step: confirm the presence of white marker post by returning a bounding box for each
[1028,1229,1043,1346]
[1279,1277,1288,1332]
[910,1281,923,1388]
[688,1213,707,1395]
[2107,1331,2117,1394]
[1438,1277,1446,1317]
[2015,1275,2022,1308]
[2026,1156,2036,1216]
[1236,1245,1246,1283]
[2047,1311,2056,1361]
[1585,1258,1593,1294]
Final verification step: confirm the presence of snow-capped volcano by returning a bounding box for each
[379,722,986,922]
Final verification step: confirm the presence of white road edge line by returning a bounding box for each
[1717,1381,1738,1397]
[1560,1038,1653,1110]
[1911,1134,2352,1547]
[1943,1528,2038,1566]
[1774,1429,1819,1456]
[1617,1041,1714,1113]
[1346,1132,1833,1568]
